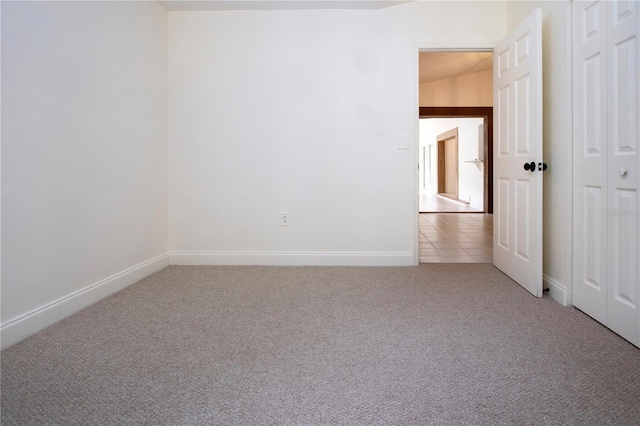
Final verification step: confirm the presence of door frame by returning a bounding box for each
[419,107,494,213]
[413,47,494,266]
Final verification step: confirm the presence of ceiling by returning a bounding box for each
[159,0,413,11]
[419,51,493,85]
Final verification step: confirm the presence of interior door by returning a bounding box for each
[493,9,544,297]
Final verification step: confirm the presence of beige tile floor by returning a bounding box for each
[419,213,493,263]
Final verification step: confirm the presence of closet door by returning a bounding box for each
[573,0,640,347]
[573,0,608,324]
[605,0,639,345]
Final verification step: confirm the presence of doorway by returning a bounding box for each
[420,116,487,213]
[417,50,493,264]
[418,108,494,263]
[418,108,493,214]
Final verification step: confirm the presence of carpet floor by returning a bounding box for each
[2,264,640,425]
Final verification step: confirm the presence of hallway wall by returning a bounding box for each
[419,118,485,211]
[419,69,493,107]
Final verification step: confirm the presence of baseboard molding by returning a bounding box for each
[169,251,415,266]
[544,274,568,306]
[1,253,170,350]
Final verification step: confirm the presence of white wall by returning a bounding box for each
[168,1,506,265]
[1,1,169,347]
[419,118,485,210]
[419,69,493,107]
[505,1,572,304]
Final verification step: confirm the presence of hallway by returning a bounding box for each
[419,191,483,213]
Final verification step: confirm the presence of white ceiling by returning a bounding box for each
[159,0,413,11]
[419,51,493,85]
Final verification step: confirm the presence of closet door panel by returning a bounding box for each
[573,0,608,322]
[606,0,640,346]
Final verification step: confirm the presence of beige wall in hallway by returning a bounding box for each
[419,69,493,107]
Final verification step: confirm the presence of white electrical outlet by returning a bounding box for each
[281,212,289,227]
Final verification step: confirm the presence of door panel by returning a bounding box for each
[584,55,604,156]
[606,0,639,345]
[498,87,510,156]
[515,179,531,261]
[583,186,605,291]
[497,178,510,251]
[573,0,609,322]
[573,0,640,347]
[493,9,543,297]
[515,76,531,155]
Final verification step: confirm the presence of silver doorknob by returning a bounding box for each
[619,168,628,177]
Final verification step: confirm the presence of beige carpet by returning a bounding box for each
[2,264,640,425]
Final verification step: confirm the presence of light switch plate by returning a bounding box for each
[398,136,410,150]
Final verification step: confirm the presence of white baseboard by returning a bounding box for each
[169,251,415,266]
[544,274,568,306]
[1,253,170,350]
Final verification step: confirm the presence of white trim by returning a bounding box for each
[565,0,574,308]
[412,46,420,266]
[544,274,568,306]
[416,46,494,52]
[0,253,170,350]
[169,251,414,266]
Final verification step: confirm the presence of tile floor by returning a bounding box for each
[419,213,493,263]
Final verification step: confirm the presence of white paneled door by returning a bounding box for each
[573,0,609,324]
[493,9,544,297]
[573,0,640,347]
